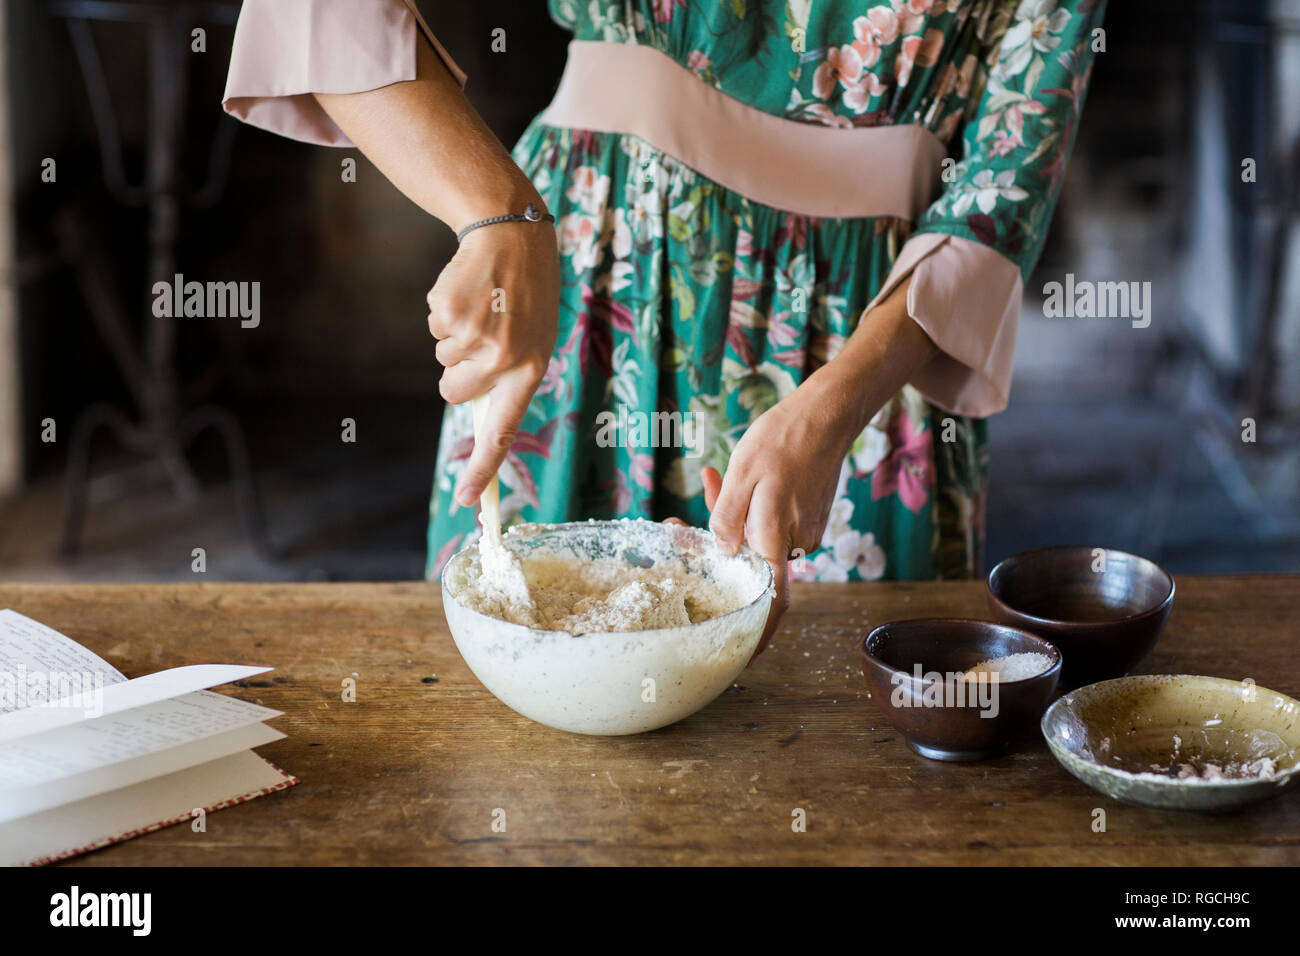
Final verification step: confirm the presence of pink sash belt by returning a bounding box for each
[539,40,946,221]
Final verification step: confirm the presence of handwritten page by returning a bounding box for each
[0,690,281,788]
[0,663,272,745]
[0,609,295,863]
[0,610,126,713]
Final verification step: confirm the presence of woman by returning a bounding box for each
[224,0,1106,652]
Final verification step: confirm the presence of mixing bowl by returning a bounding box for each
[441,519,774,735]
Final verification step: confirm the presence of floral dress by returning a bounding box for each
[219,0,1103,583]
[425,0,1106,582]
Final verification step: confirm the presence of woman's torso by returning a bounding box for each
[548,0,1015,145]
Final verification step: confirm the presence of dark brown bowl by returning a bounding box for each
[986,546,1174,688]
[861,618,1062,762]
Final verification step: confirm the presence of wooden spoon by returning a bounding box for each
[471,395,502,546]
[470,394,533,611]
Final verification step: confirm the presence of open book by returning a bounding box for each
[0,609,296,866]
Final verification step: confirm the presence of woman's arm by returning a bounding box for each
[312,39,540,236]
[705,0,1106,658]
[312,39,560,508]
[705,276,933,659]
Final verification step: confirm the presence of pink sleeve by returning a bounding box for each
[222,0,467,147]
[861,233,1023,418]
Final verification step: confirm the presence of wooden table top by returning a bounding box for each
[6,576,1298,866]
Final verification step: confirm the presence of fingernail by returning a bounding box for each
[455,486,477,507]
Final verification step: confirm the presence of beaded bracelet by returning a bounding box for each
[456,203,556,243]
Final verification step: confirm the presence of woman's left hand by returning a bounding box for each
[705,367,866,660]
[678,278,934,663]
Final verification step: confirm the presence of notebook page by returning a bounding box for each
[0,690,281,789]
[0,722,285,824]
[0,609,126,713]
[0,663,272,745]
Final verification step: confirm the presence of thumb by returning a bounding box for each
[707,465,752,551]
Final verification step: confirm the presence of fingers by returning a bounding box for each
[454,376,532,507]
[682,468,791,662]
[751,554,789,665]
[662,517,689,527]
[435,336,469,368]
[438,361,487,407]
[426,299,456,341]
[743,487,792,664]
[700,466,723,513]
[707,464,753,551]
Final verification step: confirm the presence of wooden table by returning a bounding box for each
[6,577,1298,866]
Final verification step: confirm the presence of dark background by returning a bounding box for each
[0,0,1297,581]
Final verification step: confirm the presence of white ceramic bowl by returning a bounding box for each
[441,519,774,735]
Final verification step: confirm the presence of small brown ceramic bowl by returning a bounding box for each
[861,618,1062,762]
[987,547,1174,688]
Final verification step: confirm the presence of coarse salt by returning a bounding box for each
[962,651,1053,682]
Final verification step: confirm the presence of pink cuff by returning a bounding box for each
[863,233,1023,418]
[222,0,467,148]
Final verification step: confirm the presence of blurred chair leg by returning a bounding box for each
[52,3,266,564]
[59,402,148,557]
[181,405,275,559]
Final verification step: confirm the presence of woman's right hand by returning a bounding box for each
[310,29,561,510]
[427,214,560,509]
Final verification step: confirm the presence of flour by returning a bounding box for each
[476,533,536,625]
[462,531,745,633]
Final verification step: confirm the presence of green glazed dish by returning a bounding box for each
[1042,675,1300,811]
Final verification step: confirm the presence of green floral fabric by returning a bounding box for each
[426,0,1106,582]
